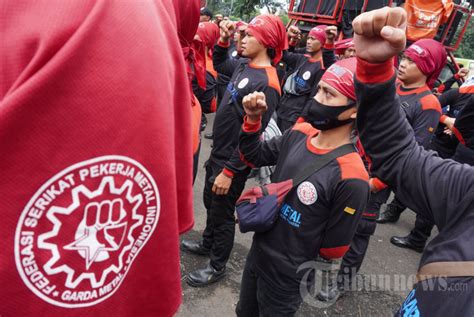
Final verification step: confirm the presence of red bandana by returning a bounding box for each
[404,39,447,89]
[246,15,288,64]
[321,57,357,101]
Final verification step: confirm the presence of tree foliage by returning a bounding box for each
[206,0,287,22]
[456,20,474,60]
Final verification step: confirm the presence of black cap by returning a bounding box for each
[200,7,213,19]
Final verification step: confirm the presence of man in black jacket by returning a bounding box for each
[181,15,287,287]
[354,7,473,315]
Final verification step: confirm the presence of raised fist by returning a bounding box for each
[353,7,407,63]
[242,92,268,122]
[325,26,338,43]
[458,68,469,78]
[66,199,127,269]
[219,20,235,42]
[288,25,301,39]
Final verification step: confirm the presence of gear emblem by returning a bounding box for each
[15,156,160,308]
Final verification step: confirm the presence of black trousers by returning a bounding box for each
[337,218,377,288]
[202,160,249,270]
[429,135,458,159]
[192,140,201,184]
[217,82,227,106]
[396,277,474,316]
[388,195,407,215]
[236,245,303,317]
[408,215,434,247]
[366,187,392,219]
[453,143,474,166]
[389,195,435,245]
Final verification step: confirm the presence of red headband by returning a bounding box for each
[247,15,288,64]
[335,38,354,55]
[404,39,447,89]
[174,0,202,88]
[236,21,247,29]
[308,25,327,46]
[321,57,357,101]
[191,22,219,89]
[196,22,220,54]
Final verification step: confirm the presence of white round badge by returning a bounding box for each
[297,181,318,205]
[238,78,249,89]
[15,156,160,308]
[302,71,311,81]
[232,51,238,57]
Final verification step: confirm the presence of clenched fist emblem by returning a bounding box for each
[65,199,128,269]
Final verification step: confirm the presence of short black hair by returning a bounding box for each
[200,7,213,19]
[267,48,276,64]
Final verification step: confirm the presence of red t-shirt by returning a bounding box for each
[1,1,194,315]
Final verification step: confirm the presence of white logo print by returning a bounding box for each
[297,181,318,205]
[302,71,311,81]
[411,44,425,56]
[238,78,249,89]
[249,18,264,27]
[15,156,160,308]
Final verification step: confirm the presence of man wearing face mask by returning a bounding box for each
[236,58,370,316]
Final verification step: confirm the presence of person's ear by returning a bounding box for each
[349,106,357,119]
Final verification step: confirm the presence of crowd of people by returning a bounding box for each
[181,3,474,317]
[1,0,472,316]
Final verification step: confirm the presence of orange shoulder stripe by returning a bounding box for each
[420,94,441,113]
[291,122,318,136]
[265,67,281,96]
[336,152,369,182]
[460,86,474,94]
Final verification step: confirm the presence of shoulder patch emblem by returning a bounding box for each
[297,181,318,205]
[238,78,249,89]
[302,71,311,81]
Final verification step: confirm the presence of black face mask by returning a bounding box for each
[306,99,356,131]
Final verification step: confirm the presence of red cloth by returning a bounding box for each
[404,39,447,89]
[236,21,248,29]
[175,0,201,86]
[196,22,220,56]
[335,38,354,55]
[321,57,357,101]
[1,0,194,315]
[192,22,219,89]
[308,25,328,46]
[246,15,288,64]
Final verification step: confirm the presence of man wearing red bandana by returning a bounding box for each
[236,57,369,316]
[276,25,337,132]
[1,0,198,316]
[181,15,287,288]
[192,22,220,114]
[335,38,356,59]
[377,39,446,255]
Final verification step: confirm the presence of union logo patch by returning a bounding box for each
[297,181,318,205]
[15,156,160,308]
